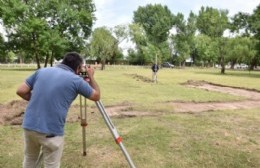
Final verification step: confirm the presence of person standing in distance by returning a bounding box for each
[16,52,100,168]
[151,63,159,83]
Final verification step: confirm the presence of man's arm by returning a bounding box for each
[86,66,100,101]
[16,82,32,101]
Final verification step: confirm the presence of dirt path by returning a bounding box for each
[171,80,260,113]
[1,80,260,125]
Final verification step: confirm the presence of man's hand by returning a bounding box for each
[85,65,100,101]
[86,65,94,80]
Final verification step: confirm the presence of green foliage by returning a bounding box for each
[230,12,251,35]
[113,24,128,44]
[171,12,197,66]
[127,24,149,65]
[249,4,260,67]
[133,4,174,44]
[1,1,259,70]
[231,4,260,38]
[90,27,122,69]
[195,35,218,66]
[0,34,6,62]
[128,23,171,65]
[0,0,95,67]
[196,7,229,73]
[129,23,148,47]
[225,37,257,68]
[250,4,260,38]
[131,4,174,65]
[197,6,229,38]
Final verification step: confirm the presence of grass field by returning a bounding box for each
[0,66,259,168]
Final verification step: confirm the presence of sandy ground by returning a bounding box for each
[1,80,260,125]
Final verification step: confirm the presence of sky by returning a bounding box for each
[93,0,259,28]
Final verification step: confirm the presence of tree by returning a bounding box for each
[230,12,251,36]
[186,12,198,65]
[195,34,218,67]
[197,7,229,38]
[89,27,121,70]
[132,4,174,64]
[225,37,257,69]
[171,12,197,67]
[0,34,7,62]
[197,6,229,73]
[248,4,260,69]
[113,24,128,44]
[133,4,174,64]
[0,0,95,68]
[127,23,168,65]
[230,4,260,69]
[127,23,149,65]
[133,4,174,45]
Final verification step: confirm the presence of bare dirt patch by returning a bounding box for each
[1,80,260,125]
[170,80,260,113]
[0,101,158,125]
[0,100,27,125]
[125,73,154,83]
[183,80,260,100]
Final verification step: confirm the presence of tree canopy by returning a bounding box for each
[89,27,122,70]
[0,0,95,68]
[133,4,174,45]
[0,1,259,72]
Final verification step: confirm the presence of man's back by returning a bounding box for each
[23,65,92,135]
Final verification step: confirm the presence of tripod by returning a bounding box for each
[79,95,136,168]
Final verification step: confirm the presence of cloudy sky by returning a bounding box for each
[93,0,259,28]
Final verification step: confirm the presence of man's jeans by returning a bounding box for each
[23,129,64,168]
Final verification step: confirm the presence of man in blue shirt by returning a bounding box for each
[16,52,100,168]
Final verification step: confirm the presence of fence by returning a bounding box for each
[0,63,151,70]
[0,63,37,68]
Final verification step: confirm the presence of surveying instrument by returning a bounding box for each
[78,68,136,168]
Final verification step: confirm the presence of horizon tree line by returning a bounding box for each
[0,1,259,73]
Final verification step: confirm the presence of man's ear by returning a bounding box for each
[75,66,80,74]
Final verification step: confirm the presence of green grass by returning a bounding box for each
[0,66,259,168]
[1,67,259,105]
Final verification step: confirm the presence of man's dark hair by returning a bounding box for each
[61,52,83,72]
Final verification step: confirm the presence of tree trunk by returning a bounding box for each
[32,32,41,69]
[220,54,225,74]
[35,52,41,69]
[101,60,105,70]
[219,38,225,74]
[44,53,49,67]
[230,61,235,69]
[249,57,256,70]
[50,51,54,67]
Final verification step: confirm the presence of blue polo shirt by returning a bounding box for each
[23,64,93,136]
